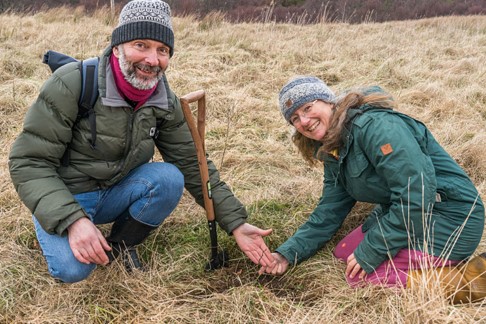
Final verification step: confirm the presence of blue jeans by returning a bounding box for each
[33,162,184,283]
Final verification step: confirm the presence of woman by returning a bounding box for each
[260,76,486,304]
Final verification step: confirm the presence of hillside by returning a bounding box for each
[1,0,486,23]
[1,8,485,323]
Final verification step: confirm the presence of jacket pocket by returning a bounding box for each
[436,180,464,202]
[348,152,369,178]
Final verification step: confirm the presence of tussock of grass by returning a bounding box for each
[1,8,485,323]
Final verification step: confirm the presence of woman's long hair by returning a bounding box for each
[292,89,397,166]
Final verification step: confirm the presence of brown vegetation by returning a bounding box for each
[1,0,486,23]
[1,8,485,323]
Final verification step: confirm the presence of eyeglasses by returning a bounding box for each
[289,100,318,127]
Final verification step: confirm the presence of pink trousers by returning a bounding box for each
[333,225,460,287]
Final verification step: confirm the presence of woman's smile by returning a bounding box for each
[292,100,334,141]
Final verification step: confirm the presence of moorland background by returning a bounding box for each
[1,0,486,24]
[1,5,486,324]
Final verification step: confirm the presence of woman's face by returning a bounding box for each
[290,100,334,141]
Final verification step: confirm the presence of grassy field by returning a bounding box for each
[1,7,486,323]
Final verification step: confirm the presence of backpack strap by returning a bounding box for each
[43,51,100,166]
[78,57,99,149]
[59,56,99,166]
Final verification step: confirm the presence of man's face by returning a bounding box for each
[113,39,170,90]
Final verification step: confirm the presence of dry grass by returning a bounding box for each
[1,8,486,323]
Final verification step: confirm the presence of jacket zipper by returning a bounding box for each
[113,108,134,177]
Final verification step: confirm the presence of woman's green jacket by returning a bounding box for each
[276,87,484,273]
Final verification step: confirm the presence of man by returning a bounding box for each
[8,0,273,283]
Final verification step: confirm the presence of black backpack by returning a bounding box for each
[42,50,99,165]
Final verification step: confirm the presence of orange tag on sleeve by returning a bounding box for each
[380,143,393,155]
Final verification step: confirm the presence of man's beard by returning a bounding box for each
[118,47,164,90]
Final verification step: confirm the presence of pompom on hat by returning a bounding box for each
[111,0,174,57]
[279,76,336,123]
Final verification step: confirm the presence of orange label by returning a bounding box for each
[380,143,393,155]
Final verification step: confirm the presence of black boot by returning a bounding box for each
[106,210,156,272]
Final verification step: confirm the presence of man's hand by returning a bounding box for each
[232,223,274,267]
[258,252,289,275]
[67,217,111,265]
[346,253,366,280]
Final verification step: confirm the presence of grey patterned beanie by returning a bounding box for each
[279,76,336,123]
[111,0,174,57]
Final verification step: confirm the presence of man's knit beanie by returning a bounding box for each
[279,76,336,123]
[111,0,174,57]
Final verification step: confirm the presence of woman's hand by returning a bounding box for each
[258,252,289,275]
[346,253,366,280]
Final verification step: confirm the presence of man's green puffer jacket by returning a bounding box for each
[9,47,247,236]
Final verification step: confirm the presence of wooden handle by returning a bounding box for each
[180,89,205,103]
[180,90,215,222]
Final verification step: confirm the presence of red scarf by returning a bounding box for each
[110,54,156,110]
